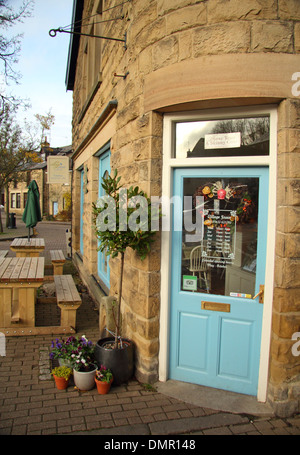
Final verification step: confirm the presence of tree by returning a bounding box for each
[35,109,55,144]
[93,170,160,348]
[0,0,34,107]
[0,101,37,231]
[0,103,56,231]
[23,109,56,153]
[212,118,269,145]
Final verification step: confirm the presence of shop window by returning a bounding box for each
[16,193,21,209]
[80,168,84,256]
[80,0,103,121]
[174,116,270,159]
[97,147,110,289]
[11,193,16,209]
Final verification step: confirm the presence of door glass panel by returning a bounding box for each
[101,170,109,275]
[97,150,110,288]
[181,177,259,298]
[80,169,84,256]
[175,116,269,158]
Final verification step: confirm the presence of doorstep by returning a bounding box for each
[155,380,274,417]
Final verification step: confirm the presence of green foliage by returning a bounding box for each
[55,192,72,221]
[50,335,95,372]
[92,169,161,348]
[0,102,39,190]
[92,169,158,261]
[142,383,157,392]
[55,209,71,221]
[63,192,72,212]
[95,365,113,383]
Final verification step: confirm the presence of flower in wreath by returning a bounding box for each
[211,181,235,201]
[202,186,214,198]
[236,193,256,223]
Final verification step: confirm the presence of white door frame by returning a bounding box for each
[159,105,277,402]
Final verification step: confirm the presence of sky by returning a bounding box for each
[5,0,74,147]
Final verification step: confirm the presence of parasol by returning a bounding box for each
[22,180,42,240]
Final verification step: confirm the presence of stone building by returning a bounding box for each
[7,164,44,217]
[65,0,300,417]
[7,143,72,219]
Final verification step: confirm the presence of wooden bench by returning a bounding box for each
[0,250,8,258]
[54,275,82,329]
[50,250,66,275]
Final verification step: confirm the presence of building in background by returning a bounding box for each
[6,141,72,220]
[65,0,300,417]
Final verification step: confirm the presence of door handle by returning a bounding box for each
[253,285,264,303]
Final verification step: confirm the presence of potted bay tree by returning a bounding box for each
[93,169,159,385]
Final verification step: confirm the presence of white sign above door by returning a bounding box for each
[205,132,241,149]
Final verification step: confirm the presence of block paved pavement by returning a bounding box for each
[1,289,300,436]
[0,221,300,436]
[0,216,71,265]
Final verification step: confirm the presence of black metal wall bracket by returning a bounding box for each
[114,71,129,79]
[49,28,127,50]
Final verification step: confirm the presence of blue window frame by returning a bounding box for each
[96,143,111,288]
[80,168,84,256]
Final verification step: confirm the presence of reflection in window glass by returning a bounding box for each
[175,117,269,158]
[101,170,109,274]
[181,177,259,298]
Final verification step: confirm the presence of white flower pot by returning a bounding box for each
[73,365,97,391]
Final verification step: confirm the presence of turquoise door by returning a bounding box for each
[170,167,268,396]
[97,148,110,288]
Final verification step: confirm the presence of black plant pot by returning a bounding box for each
[95,337,134,386]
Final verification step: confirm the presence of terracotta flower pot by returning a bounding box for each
[95,377,113,394]
[53,375,70,390]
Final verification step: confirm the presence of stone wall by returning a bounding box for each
[8,168,71,219]
[71,0,300,404]
[270,98,300,416]
[8,169,44,216]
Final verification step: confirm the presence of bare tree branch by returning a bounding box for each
[0,1,34,103]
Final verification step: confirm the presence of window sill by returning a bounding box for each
[92,274,109,296]
[75,251,83,262]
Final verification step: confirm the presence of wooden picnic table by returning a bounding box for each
[0,256,44,328]
[10,238,45,257]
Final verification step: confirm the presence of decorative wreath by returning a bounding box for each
[193,181,256,224]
